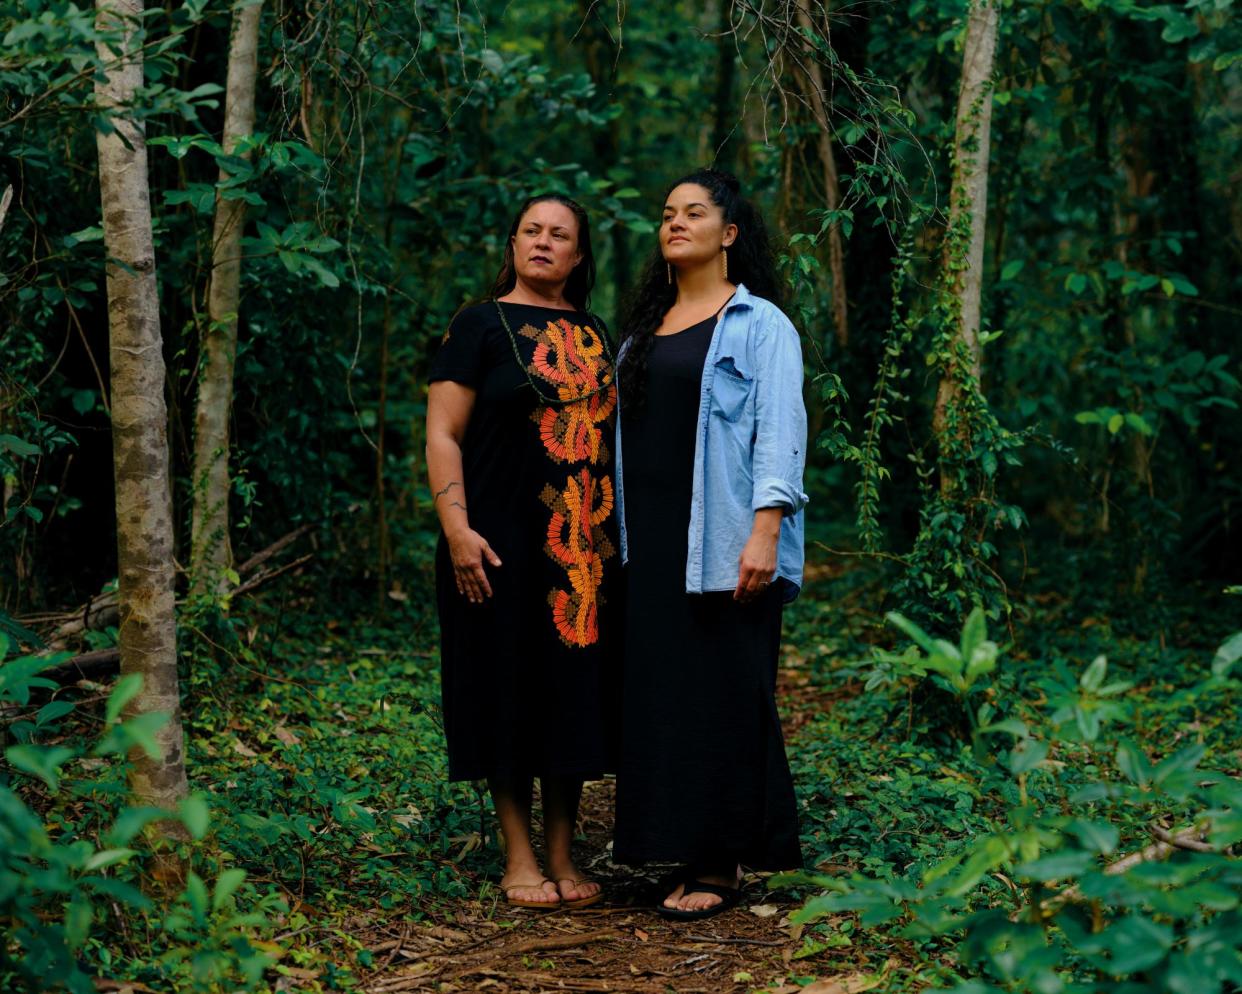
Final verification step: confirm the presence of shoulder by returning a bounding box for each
[738,293,800,349]
[442,302,498,344]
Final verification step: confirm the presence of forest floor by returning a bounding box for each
[335,652,887,994]
[218,526,1236,994]
[20,519,1236,994]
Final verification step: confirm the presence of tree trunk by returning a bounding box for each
[190,0,264,598]
[793,3,849,348]
[932,0,998,492]
[94,0,189,825]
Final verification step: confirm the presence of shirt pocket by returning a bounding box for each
[710,355,753,423]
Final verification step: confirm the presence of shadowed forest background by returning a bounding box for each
[2,1,1241,992]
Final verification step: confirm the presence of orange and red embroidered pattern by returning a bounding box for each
[519,318,617,648]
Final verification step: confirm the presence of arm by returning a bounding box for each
[426,380,502,604]
[734,507,782,602]
[735,310,809,603]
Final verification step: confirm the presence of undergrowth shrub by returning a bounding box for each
[785,617,1242,994]
[1,636,283,993]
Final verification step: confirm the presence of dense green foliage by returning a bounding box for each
[1,0,1239,990]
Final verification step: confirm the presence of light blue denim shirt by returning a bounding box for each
[615,283,809,601]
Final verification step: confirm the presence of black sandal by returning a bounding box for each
[655,876,741,920]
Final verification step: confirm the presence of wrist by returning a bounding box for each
[752,507,782,539]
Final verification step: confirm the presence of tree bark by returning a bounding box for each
[94,0,189,823]
[932,0,998,492]
[190,0,264,598]
[793,3,849,348]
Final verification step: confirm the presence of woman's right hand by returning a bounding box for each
[447,528,502,603]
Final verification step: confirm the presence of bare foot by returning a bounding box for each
[499,874,558,904]
[664,866,741,913]
[545,860,602,903]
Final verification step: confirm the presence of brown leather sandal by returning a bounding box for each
[502,877,562,909]
[553,877,604,910]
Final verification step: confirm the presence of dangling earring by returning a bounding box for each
[666,262,672,285]
[721,248,728,281]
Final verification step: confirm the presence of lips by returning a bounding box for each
[667,237,688,244]
[530,255,552,264]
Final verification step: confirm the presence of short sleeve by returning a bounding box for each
[429,306,489,387]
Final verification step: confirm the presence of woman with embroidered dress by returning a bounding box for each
[425,194,618,910]
[613,169,807,920]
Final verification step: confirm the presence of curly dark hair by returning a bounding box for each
[487,193,597,311]
[617,169,781,411]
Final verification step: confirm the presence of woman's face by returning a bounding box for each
[661,183,737,270]
[511,201,582,289]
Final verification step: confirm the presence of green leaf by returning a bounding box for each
[1116,739,1153,787]
[1016,850,1094,882]
[6,743,76,790]
[1152,744,1205,786]
[1065,819,1119,855]
[980,717,1028,739]
[1000,259,1024,280]
[1080,655,1108,692]
[1107,413,1125,434]
[179,794,210,840]
[35,699,75,726]
[184,871,210,923]
[104,805,169,846]
[959,607,986,661]
[93,710,169,760]
[1211,631,1242,677]
[0,434,40,458]
[105,672,143,724]
[212,867,247,911]
[886,612,937,654]
[84,847,138,871]
[1007,737,1048,775]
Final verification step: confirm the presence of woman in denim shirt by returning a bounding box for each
[613,169,806,919]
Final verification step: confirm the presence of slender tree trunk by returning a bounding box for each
[94,0,189,827]
[190,0,263,598]
[932,0,998,492]
[793,3,849,348]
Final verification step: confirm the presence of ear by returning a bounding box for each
[721,222,739,249]
[571,248,584,268]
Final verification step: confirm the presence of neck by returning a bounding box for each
[500,276,573,309]
[673,261,732,305]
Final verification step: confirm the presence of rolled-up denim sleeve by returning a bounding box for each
[751,308,809,515]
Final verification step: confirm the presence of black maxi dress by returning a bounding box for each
[614,316,801,871]
[430,302,620,782]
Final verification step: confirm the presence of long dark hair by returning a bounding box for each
[617,169,781,411]
[487,193,596,311]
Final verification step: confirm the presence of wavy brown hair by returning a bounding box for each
[487,194,597,311]
[617,169,780,411]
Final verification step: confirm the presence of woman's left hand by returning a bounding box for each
[735,512,780,602]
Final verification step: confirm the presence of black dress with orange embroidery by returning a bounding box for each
[429,302,621,782]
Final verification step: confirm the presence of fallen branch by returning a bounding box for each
[504,928,619,955]
[41,648,120,682]
[686,933,785,946]
[232,553,313,597]
[1039,826,1221,916]
[237,522,315,574]
[1150,824,1216,854]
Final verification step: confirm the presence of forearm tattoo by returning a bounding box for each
[433,481,462,502]
[447,500,467,512]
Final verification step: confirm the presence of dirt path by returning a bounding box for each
[344,572,878,994]
[345,777,816,994]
